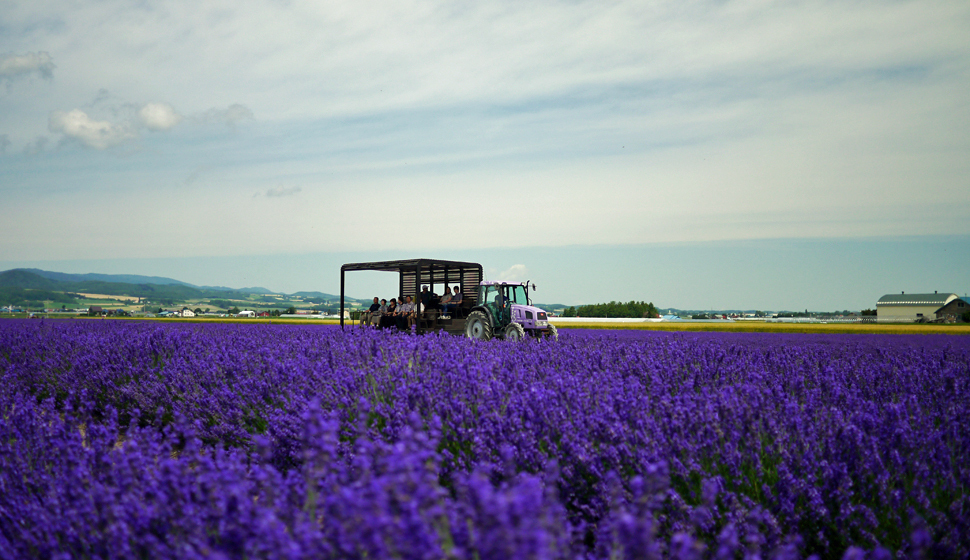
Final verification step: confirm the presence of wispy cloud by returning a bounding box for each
[0,51,55,85]
[22,136,49,156]
[183,165,211,185]
[258,185,302,198]
[200,104,254,127]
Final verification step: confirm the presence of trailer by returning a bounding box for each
[340,258,483,335]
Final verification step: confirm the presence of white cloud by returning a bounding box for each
[497,264,529,282]
[46,99,238,148]
[138,103,182,131]
[0,51,55,84]
[48,109,135,150]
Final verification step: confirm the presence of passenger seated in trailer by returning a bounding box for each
[406,296,419,329]
[380,298,397,328]
[361,297,381,327]
[396,296,416,330]
[370,299,387,327]
[420,285,443,322]
[437,288,452,318]
[420,285,433,308]
[441,286,462,318]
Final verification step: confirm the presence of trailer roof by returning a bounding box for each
[340,258,482,273]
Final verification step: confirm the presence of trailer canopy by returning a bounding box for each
[340,258,483,332]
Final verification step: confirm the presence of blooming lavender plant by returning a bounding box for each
[1,319,967,558]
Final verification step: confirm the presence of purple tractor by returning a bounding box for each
[464,281,558,342]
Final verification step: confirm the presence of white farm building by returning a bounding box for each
[876,292,959,322]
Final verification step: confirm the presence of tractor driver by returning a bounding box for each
[493,285,504,307]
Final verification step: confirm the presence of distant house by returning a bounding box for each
[237,310,256,318]
[935,297,970,322]
[181,308,196,318]
[876,292,958,322]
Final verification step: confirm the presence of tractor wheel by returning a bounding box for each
[465,310,492,341]
[544,324,558,341]
[504,322,525,341]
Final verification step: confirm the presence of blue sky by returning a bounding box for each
[2,0,968,310]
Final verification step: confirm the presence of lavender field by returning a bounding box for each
[1,319,968,559]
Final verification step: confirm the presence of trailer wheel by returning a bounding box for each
[465,310,492,341]
[504,322,525,341]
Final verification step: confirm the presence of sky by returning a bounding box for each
[1,0,968,310]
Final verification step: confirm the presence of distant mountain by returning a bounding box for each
[0,269,238,301]
[22,268,196,287]
[291,291,340,299]
[533,303,569,311]
[241,287,278,295]
[0,269,60,290]
[0,268,371,304]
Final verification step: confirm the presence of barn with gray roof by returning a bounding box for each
[876,292,958,322]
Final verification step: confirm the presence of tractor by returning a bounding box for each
[464,281,557,342]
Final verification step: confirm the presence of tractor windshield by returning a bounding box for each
[507,285,528,305]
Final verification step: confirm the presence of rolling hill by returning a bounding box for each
[0,269,367,307]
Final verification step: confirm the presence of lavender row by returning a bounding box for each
[1,319,968,558]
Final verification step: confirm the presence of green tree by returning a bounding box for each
[229,306,240,315]
[286,306,297,315]
[569,300,659,319]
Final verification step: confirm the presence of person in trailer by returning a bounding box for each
[442,286,462,318]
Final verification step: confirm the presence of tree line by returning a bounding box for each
[560,300,659,318]
[0,287,79,307]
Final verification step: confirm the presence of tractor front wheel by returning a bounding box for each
[504,322,525,341]
[465,310,493,341]
[543,324,558,341]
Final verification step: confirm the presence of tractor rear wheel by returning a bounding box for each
[465,310,492,341]
[504,322,525,341]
